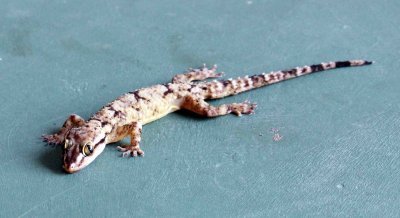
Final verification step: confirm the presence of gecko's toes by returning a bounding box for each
[214,72,224,78]
[246,103,257,115]
[117,146,144,158]
[230,101,257,116]
[121,150,131,158]
[116,146,127,152]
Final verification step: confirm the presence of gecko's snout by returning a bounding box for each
[63,164,79,174]
[63,140,107,174]
[63,161,83,173]
[63,148,86,174]
[63,154,95,174]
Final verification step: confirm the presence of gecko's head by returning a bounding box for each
[63,125,107,173]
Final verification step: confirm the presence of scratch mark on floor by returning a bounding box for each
[17,186,75,218]
[0,156,25,167]
[0,102,14,115]
[17,179,89,218]
[6,118,23,158]
[213,168,226,192]
[213,162,235,194]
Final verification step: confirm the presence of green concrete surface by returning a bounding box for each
[0,0,399,217]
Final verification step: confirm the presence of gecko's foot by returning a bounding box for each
[117,145,144,157]
[192,64,224,78]
[205,64,224,78]
[41,134,63,146]
[229,101,257,116]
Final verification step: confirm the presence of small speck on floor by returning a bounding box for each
[336,183,344,189]
[270,128,283,142]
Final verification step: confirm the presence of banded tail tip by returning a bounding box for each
[351,59,374,66]
[336,60,373,68]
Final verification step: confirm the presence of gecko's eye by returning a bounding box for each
[64,140,69,150]
[82,143,94,157]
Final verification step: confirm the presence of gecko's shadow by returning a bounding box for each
[37,123,71,174]
[38,142,65,175]
[175,109,223,121]
[175,109,207,120]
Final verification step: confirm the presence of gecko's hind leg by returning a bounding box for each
[117,122,144,157]
[181,95,257,117]
[42,114,85,145]
[172,64,223,83]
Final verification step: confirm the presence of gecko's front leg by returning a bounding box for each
[42,114,85,145]
[116,122,144,157]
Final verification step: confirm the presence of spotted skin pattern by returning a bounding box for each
[42,60,372,173]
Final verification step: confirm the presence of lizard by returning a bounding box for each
[42,59,372,173]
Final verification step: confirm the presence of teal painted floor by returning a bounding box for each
[1,0,399,217]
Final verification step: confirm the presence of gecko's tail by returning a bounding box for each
[201,60,373,99]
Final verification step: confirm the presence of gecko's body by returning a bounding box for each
[42,60,372,173]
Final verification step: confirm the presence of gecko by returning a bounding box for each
[42,59,372,173]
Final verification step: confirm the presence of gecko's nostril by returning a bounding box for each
[63,164,79,174]
[64,166,78,174]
